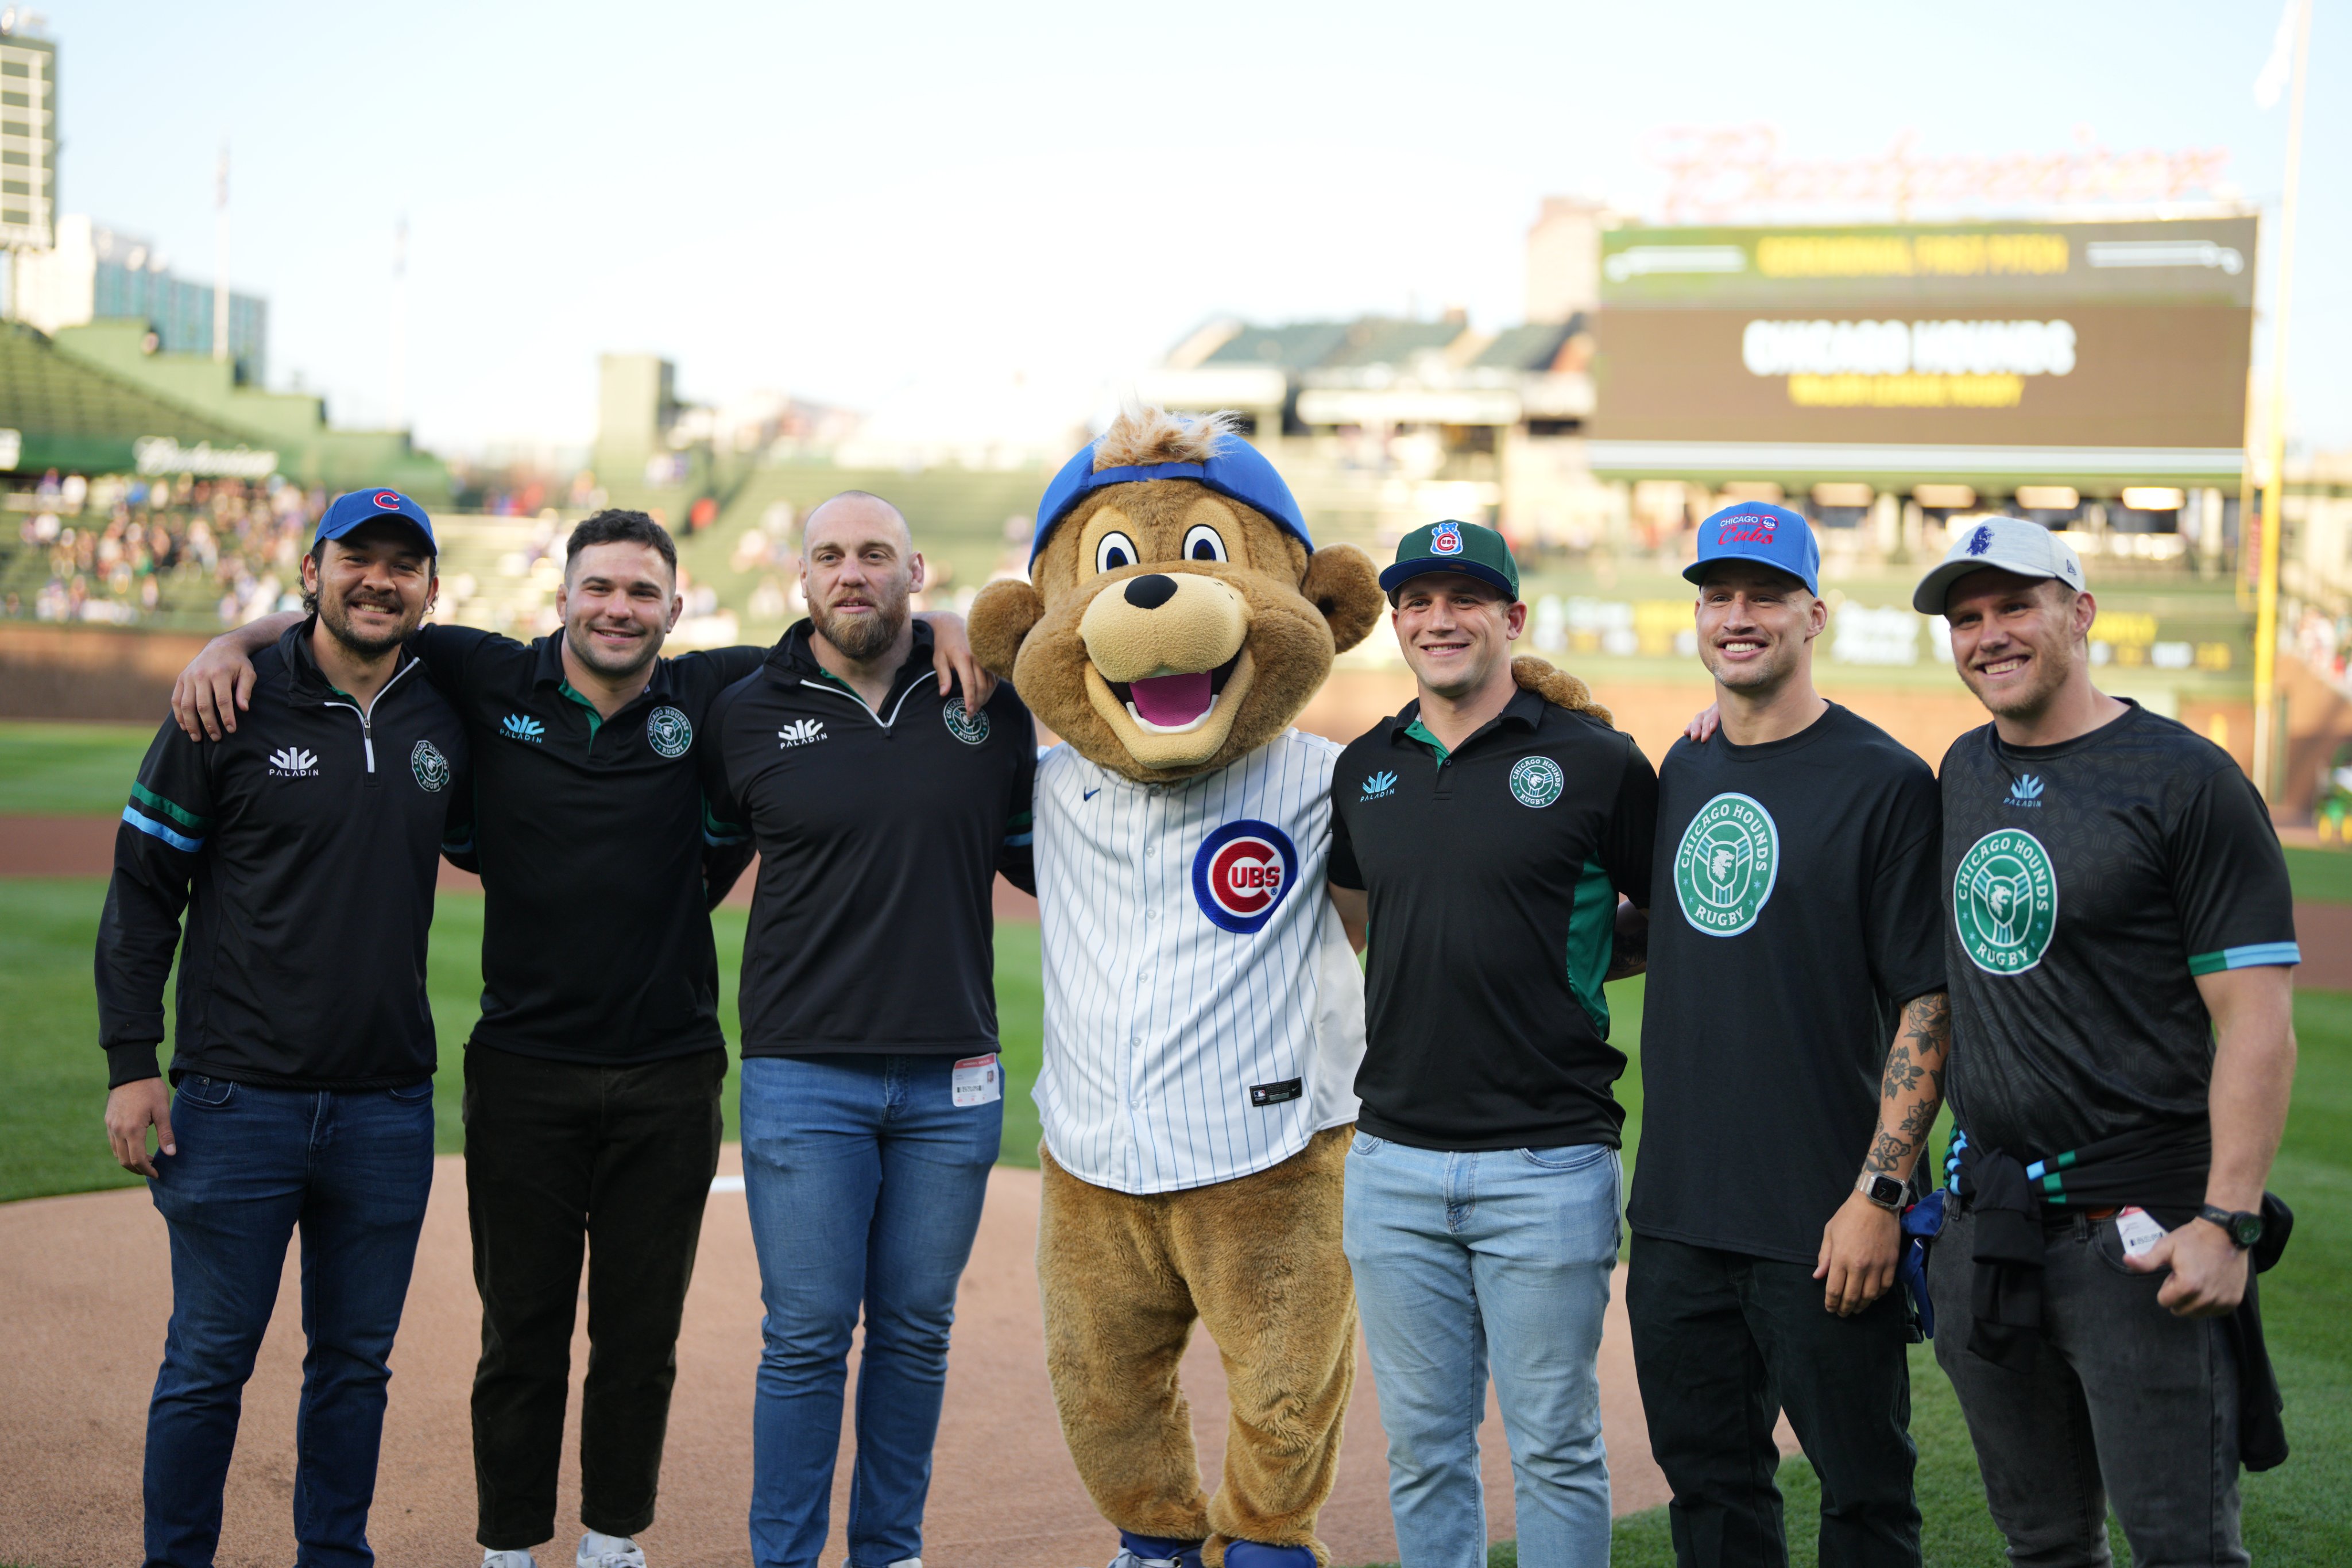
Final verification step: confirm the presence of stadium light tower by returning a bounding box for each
[212,143,229,363]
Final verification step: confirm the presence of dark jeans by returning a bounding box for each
[1928,1204,2246,1568]
[1627,1233,1921,1568]
[463,1044,725,1550]
[144,1074,436,1568]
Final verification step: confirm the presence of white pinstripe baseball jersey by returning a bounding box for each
[1032,728,1367,1195]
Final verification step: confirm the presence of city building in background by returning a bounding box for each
[0,16,56,255]
[14,216,268,382]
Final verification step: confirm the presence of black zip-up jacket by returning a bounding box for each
[701,620,1035,1057]
[95,620,474,1090]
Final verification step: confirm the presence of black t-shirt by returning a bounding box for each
[1940,701,2300,1158]
[701,621,1036,1058]
[1328,687,1658,1152]
[410,625,764,1065]
[1627,703,1945,1264]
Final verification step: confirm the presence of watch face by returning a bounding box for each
[1866,1175,1905,1206]
[2232,1214,2264,1247]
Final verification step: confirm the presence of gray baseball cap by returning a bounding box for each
[1913,516,2086,614]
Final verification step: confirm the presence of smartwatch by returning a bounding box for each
[2197,1204,2264,1249]
[1856,1171,1906,1213]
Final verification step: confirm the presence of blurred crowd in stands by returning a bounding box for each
[3,471,322,628]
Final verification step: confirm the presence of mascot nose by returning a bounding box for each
[1123,574,1179,611]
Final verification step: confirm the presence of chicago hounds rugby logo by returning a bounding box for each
[1509,756,1564,808]
[410,738,451,792]
[942,697,991,745]
[1192,819,1298,935]
[1673,791,1781,937]
[1954,828,2059,974]
[646,705,693,759]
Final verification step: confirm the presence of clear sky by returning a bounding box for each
[39,0,2349,458]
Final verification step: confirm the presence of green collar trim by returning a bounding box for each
[1402,717,1450,764]
[556,680,604,738]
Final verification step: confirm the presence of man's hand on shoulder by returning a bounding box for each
[173,611,300,740]
[1685,702,1721,744]
[920,611,997,711]
[2123,1214,2252,1317]
[1815,1190,1900,1316]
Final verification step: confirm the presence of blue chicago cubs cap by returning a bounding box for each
[1686,501,1818,595]
[315,487,438,556]
[1031,424,1310,564]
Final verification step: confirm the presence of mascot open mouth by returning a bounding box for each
[1107,653,1243,734]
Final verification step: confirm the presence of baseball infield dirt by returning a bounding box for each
[0,1150,1714,1568]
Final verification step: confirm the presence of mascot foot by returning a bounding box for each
[1220,1544,1317,1568]
[1109,1531,1205,1568]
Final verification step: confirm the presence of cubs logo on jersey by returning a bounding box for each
[1192,819,1298,934]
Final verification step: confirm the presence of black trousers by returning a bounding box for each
[463,1044,725,1550]
[1627,1232,1921,1568]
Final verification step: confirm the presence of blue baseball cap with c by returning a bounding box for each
[315,487,438,556]
[1685,501,1817,595]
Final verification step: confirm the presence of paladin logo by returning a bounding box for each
[1360,769,1398,801]
[2005,773,2045,807]
[500,714,545,744]
[777,719,827,748]
[267,746,320,778]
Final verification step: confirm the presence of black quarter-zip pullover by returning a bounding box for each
[95,618,473,1090]
[701,620,1036,1058]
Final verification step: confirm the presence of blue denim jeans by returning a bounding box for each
[1341,1132,1622,1568]
[739,1053,1002,1568]
[142,1074,437,1568]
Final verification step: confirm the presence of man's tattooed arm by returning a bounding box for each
[1862,990,1951,1178]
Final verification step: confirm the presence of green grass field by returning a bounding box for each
[5,870,2347,1564]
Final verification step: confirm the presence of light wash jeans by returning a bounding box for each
[1341,1130,1622,1568]
[740,1053,1002,1568]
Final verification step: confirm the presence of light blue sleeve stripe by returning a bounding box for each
[123,804,203,854]
[1004,831,1033,847]
[2223,942,2301,969]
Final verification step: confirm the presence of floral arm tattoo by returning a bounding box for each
[1864,990,1951,1178]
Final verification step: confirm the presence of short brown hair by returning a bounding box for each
[566,509,677,579]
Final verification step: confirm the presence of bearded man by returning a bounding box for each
[699,491,1038,1568]
[98,489,472,1568]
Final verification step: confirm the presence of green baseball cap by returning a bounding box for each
[1380,520,1519,602]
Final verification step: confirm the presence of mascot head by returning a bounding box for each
[969,406,1384,784]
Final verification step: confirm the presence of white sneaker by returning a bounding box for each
[577,1532,645,1568]
[483,1553,537,1568]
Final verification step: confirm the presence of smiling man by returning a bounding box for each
[699,492,1035,1568]
[98,489,471,1568]
[168,507,991,1568]
[1325,520,1657,1568]
[1626,502,1947,1568]
[1915,517,2299,1567]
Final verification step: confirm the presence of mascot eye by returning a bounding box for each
[1094,531,1138,574]
[1182,524,1228,563]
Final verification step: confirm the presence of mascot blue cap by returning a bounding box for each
[1030,424,1313,565]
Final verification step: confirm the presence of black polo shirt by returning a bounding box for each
[701,620,1036,1058]
[411,624,763,1065]
[1328,686,1659,1152]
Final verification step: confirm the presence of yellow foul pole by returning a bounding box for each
[2253,0,2311,800]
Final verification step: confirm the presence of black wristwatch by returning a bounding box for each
[1855,1171,1906,1213]
[2197,1204,2263,1249]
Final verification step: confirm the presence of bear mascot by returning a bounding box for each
[968,406,1383,1568]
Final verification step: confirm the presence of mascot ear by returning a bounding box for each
[969,579,1045,682]
[1299,543,1384,655]
[1512,655,1615,729]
